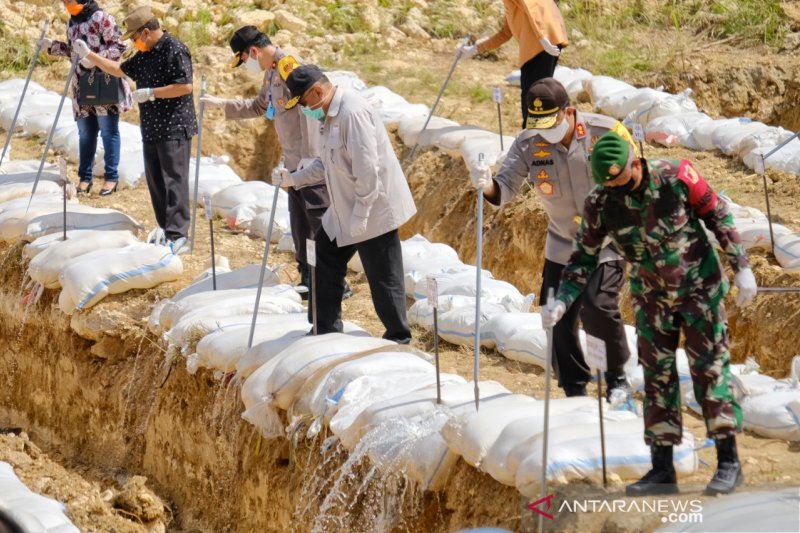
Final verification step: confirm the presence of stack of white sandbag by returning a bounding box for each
[0,462,80,533]
[360,85,429,128]
[187,155,244,206]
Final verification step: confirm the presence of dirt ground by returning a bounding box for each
[2,15,800,533]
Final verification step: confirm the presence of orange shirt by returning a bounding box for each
[478,0,569,67]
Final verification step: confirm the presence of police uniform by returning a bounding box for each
[491,110,633,393]
[223,48,329,286]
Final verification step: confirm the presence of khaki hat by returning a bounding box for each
[122,6,156,40]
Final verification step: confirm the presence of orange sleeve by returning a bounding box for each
[478,18,512,53]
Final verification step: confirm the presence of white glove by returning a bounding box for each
[132,88,154,103]
[734,267,757,307]
[542,300,567,329]
[459,44,478,60]
[37,37,53,52]
[350,213,368,238]
[539,37,561,57]
[199,95,225,108]
[470,164,492,191]
[271,166,292,187]
[73,38,91,59]
[80,57,94,69]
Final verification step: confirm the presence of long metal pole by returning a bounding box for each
[597,369,608,488]
[247,161,283,348]
[28,57,78,212]
[1,21,49,169]
[757,287,800,293]
[189,74,206,254]
[60,157,67,240]
[539,287,555,533]
[473,153,486,411]
[406,36,469,163]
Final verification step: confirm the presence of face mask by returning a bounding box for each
[133,37,148,53]
[66,3,85,16]
[244,51,262,74]
[607,176,636,196]
[537,118,569,144]
[301,105,325,122]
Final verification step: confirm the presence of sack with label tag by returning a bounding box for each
[77,68,124,106]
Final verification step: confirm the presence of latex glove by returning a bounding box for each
[541,300,567,329]
[350,213,368,238]
[199,95,225,108]
[80,57,94,69]
[37,37,53,52]
[470,164,492,191]
[459,44,478,60]
[271,166,292,187]
[73,38,91,59]
[132,88,154,103]
[734,267,757,307]
[539,37,561,57]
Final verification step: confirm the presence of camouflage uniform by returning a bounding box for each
[557,158,747,445]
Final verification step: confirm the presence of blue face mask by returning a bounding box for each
[301,105,325,122]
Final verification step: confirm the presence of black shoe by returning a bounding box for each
[626,444,679,496]
[563,384,587,397]
[705,436,744,495]
[99,181,118,196]
[77,181,93,195]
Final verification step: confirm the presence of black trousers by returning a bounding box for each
[520,50,560,129]
[540,259,631,388]
[309,228,410,344]
[287,183,330,285]
[143,138,191,241]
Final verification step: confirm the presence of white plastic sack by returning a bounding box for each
[741,390,800,440]
[172,264,280,301]
[645,112,712,149]
[210,181,274,219]
[583,76,636,107]
[23,207,142,242]
[626,90,698,127]
[408,296,514,347]
[774,233,800,273]
[0,462,80,533]
[325,70,367,92]
[0,180,63,204]
[460,135,512,173]
[58,244,183,313]
[412,269,531,311]
[735,221,791,252]
[248,206,291,242]
[397,115,459,148]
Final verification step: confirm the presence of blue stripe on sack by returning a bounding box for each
[77,253,178,310]
[546,444,695,477]
[33,220,137,235]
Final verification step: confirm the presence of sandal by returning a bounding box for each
[77,181,93,195]
[99,182,118,196]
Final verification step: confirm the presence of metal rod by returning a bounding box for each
[311,264,317,336]
[758,154,776,257]
[60,157,67,240]
[209,219,217,290]
[434,306,441,404]
[757,287,800,293]
[189,74,206,254]
[539,286,555,533]
[28,57,78,212]
[497,102,504,151]
[1,20,49,169]
[473,153,485,411]
[406,36,469,163]
[597,369,608,488]
[247,166,283,348]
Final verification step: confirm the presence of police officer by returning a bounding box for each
[200,26,349,298]
[283,65,417,343]
[545,131,757,496]
[471,78,632,399]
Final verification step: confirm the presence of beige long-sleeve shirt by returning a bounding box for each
[478,0,569,67]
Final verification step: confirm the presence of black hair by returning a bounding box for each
[141,18,160,31]
[252,34,272,48]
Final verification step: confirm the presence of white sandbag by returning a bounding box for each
[159,285,301,332]
[627,90,698,127]
[0,180,63,204]
[276,231,294,252]
[240,353,289,438]
[190,256,232,286]
[412,269,531,310]
[114,150,146,189]
[0,200,79,241]
[168,312,303,355]
[172,264,280,301]
[28,230,139,289]
[24,207,143,241]
[397,115,460,148]
[427,126,496,155]
[552,66,593,94]
[0,161,57,175]
[325,70,367,92]
[505,69,521,87]
[400,234,467,296]
[235,321,371,378]
[515,420,697,496]
[742,142,800,175]
[738,126,797,160]
[267,334,397,410]
[691,118,742,151]
[0,462,80,533]
[601,87,671,124]
[713,119,771,156]
[741,390,800,440]
[731,372,795,398]
[656,488,800,533]
[58,243,182,313]
[460,135,511,173]
[736,221,791,252]
[408,296,514,347]
[210,181,274,219]
[188,155,243,201]
[247,206,292,242]
[341,380,510,449]
[583,76,636,107]
[359,85,428,128]
[645,112,712,149]
[774,233,800,273]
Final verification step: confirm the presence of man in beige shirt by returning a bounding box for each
[284,65,417,343]
[461,0,568,128]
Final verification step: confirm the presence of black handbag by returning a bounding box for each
[77,67,124,106]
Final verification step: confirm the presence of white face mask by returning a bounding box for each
[244,50,262,74]
[537,118,570,144]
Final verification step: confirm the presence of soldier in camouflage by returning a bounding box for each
[543,131,758,496]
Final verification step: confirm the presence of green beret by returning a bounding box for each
[591,131,631,185]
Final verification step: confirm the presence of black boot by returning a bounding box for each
[563,384,587,397]
[626,444,679,496]
[705,436,743,495]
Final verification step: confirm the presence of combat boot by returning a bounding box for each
[626,444,679,496]
[705,436,744,495]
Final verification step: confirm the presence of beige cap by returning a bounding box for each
[122,6,156,40]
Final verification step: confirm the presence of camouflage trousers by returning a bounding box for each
[633,294,742,445]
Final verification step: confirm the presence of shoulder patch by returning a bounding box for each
[676,160,716,215]
[583,112,618,129]
[277,55,301,81]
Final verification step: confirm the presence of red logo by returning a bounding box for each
[528,494,555,520]
[576,123,586,138]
